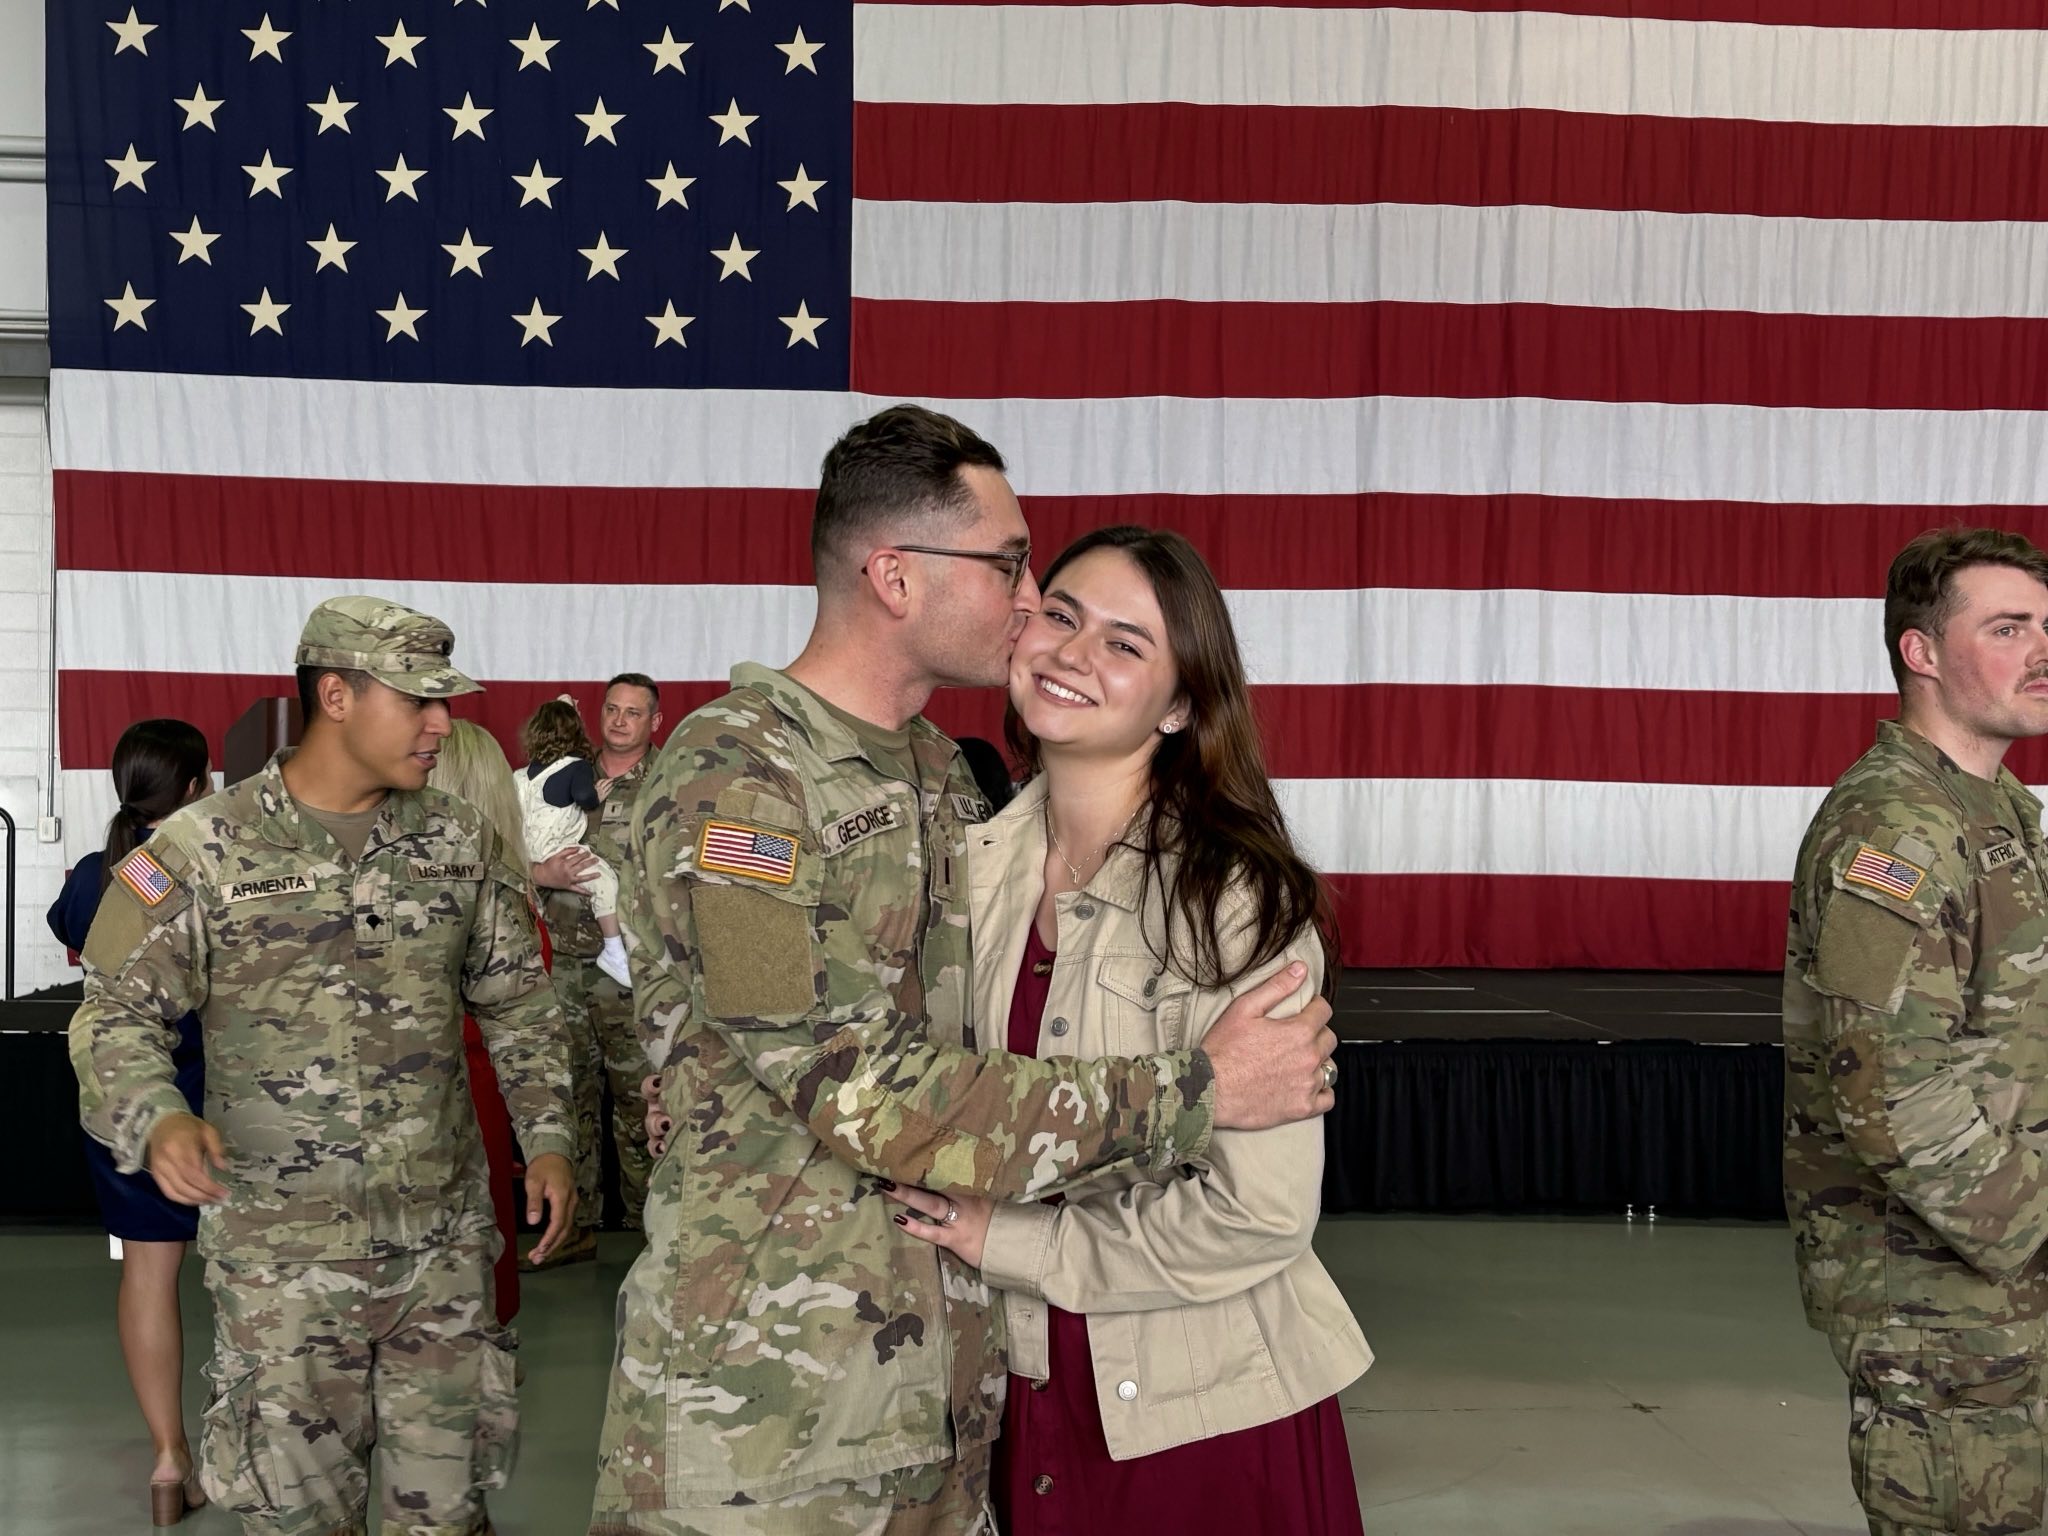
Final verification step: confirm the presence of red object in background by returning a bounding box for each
[463,1014,521,1324]
[462,914,551,1324]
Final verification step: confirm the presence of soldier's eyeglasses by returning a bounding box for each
[875,543,1033,593]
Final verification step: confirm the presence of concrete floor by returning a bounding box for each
[0,1215,1864,1535]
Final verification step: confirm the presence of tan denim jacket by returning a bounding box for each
[969,777,1373,1459]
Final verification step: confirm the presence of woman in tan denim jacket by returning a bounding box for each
[886,527,1372,1534]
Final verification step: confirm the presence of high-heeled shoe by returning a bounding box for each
[148,1464,206,1527]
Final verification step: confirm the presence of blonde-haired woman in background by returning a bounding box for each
[433,719,531,874]
[429,719,544,1323]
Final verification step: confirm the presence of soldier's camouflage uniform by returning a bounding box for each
[1786,720,2048,1536]
[540,751,656,1231]
[69,598,576,1536]
[587,664,1220,1535]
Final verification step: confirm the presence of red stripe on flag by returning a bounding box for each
[1326,874,1785,970]
[56,472,2048,598]
[866,0,2041,20]
[56,673,733,777]
[856,104,2048,221]
[54,475,818,585]
[1246,687,1907,787]
[74,669,2048,790]
[852,300,2048,409]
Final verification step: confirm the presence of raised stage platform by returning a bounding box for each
[1324,969,1784,1221]
[1,970,1787,1225]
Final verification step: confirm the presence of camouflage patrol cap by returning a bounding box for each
[294,596,482,699]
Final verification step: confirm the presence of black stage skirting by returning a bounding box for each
[1320,1038,1784,1220]
[4,1025,100,1225]
[3,969,1787,1225]
[1319,968,1785,1220]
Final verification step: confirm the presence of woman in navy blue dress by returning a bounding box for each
[47,718,212,1525]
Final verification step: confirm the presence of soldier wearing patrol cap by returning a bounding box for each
[70,596,578,1536]
[588,407,1340,1535]
[1785,528,2048,1536]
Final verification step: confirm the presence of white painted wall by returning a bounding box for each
[0,0,38,138]
[0,185,42,320]
[0,0,43,320]
[0,384,63,996]
[0,0,63,995]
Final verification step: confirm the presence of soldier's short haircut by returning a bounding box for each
[811,405,1006,574]
[294,665,373,725]
[606,671,660,708]
[1885,527,2048,690]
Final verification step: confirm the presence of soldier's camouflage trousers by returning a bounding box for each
[199,1229,518,1536]
[1833,1326,2048,1535]
[560,954,653,1230]
[588,1444,996,1536]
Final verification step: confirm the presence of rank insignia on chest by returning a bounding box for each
[1845,843,1927,900]
[115,849,176,907]
[699,821,799,884]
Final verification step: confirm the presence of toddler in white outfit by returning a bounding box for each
[518,697,631,989]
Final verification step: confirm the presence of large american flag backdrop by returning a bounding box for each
[43,1,2048,971]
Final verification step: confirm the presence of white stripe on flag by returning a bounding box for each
[1277,777,1829,883]
[56,571,814,685]
[50,371,869,490]
[854,4,2048,125]
[43,769,1826,884]
[853,201,2048,319]
[52,371,2048,505]
[56,570,1895,694]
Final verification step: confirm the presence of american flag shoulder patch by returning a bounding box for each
[1844,843,1927,902]
[698,820,801,886]
[115,849,177,907]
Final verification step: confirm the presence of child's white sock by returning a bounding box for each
[597,934,633,990]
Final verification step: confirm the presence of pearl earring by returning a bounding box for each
[1161,721,1180,735]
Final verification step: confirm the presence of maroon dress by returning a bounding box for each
[993,926,1365,1536]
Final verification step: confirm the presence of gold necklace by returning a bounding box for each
[1046,803,1141,887]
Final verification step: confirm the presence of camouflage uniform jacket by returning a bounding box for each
[1785,720,2048,1333]
[69,753,577,1265]
[602,662,1217,1504]
[541,752,651,961]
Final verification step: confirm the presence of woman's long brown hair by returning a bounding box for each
[1006,526,1338,991]
[101,718,210,893]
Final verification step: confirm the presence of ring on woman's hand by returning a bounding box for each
[943,1203,960,1226]
[1321,1059,1339,1090]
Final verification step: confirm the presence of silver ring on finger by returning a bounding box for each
[1321,1058,1338,1090]
[943,1203,960,1226]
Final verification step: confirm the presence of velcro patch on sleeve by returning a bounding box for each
[85,849,193,975]
[1812,894,1924,1012]
[114,849,177,907]
[695,883,816,1019]
[698,820,799,884]
[1842,843,1927,902]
